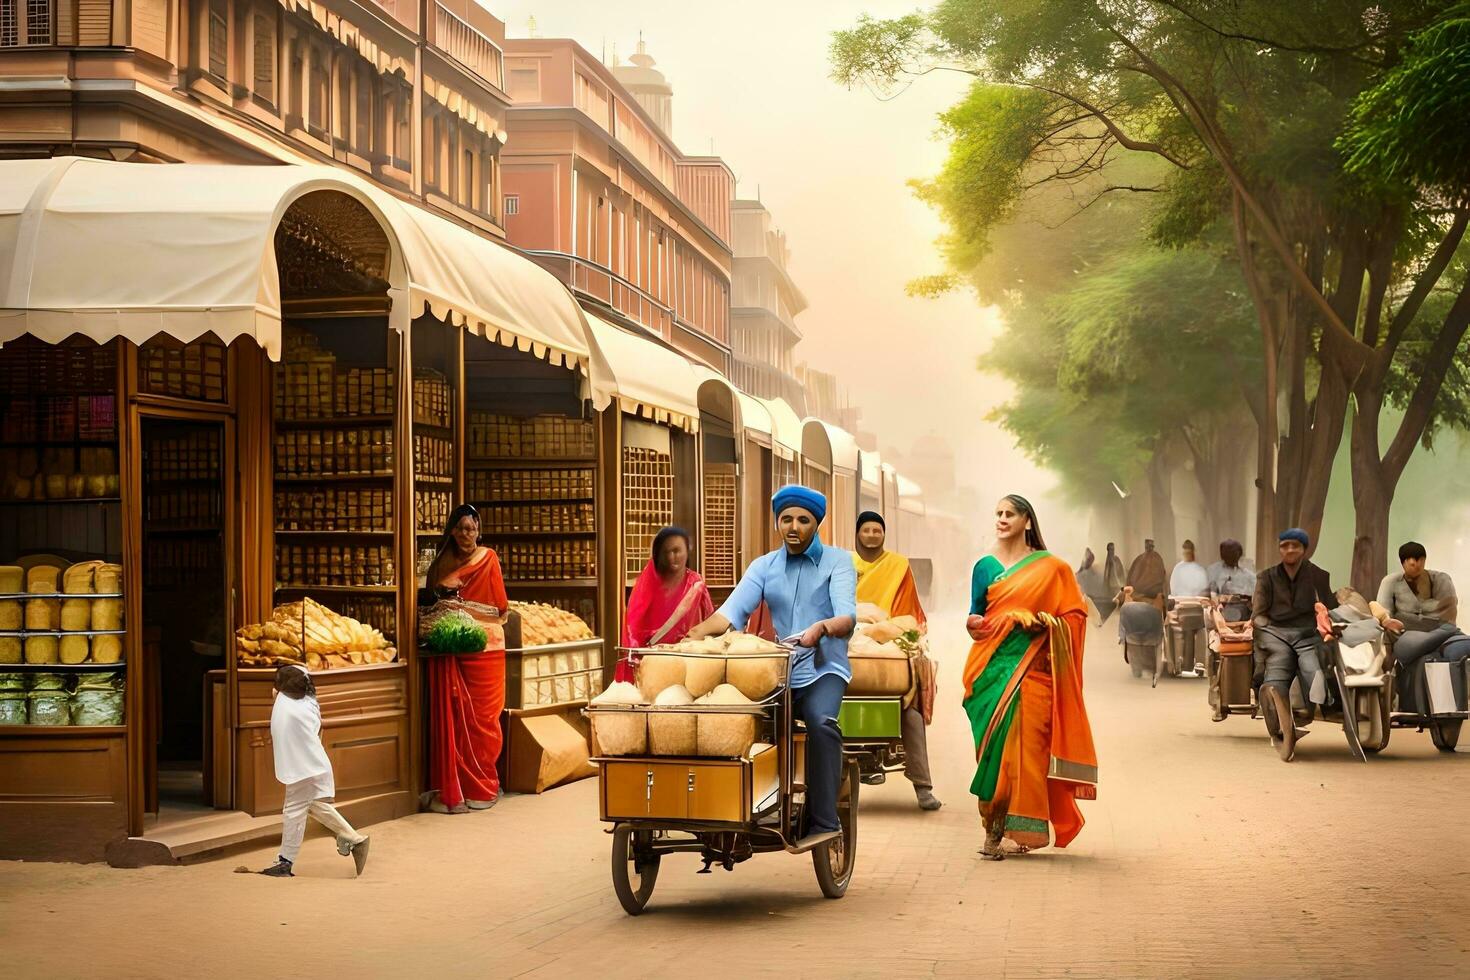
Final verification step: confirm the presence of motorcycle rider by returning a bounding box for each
[1252,528,1336,759]
[1207,539,1257,622]
[1169,540,1210,598]
[1375,542,1468,711]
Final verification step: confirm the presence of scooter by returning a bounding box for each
[1164,595,1210,678]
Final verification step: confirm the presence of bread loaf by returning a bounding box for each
[0,600,20,630]
[683,655,726,699]
[95,564,123,595]
[637,654,687,703]
[0,637,20,664]
[63,561,100,595]
[92,599,123,631]
[61,599,91,632]
[726,655,785,701]
[25,636,59,664]
[27,565,60,594]
[91,634,123,664]
[60,635,90,665]
[25,598,58,631]
[0,565,21,593]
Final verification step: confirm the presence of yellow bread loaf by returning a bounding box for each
[95,564,123,595]
[0,600,20,630]
[25,598,58,631]
[25,636,58,664]
[0,637,20,664]
[61,599,91,632]
[27,565,60,594]
[0,565,21,593]
[60,635,90,665]
[91,634,123,664]
[91,599,123,631]
[63,561,100,594]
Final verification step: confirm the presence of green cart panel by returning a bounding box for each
[839,698,903,740]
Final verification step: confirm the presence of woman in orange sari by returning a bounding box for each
[964,495,1097,859]
[425,504,508,814]
[618,527,714,681]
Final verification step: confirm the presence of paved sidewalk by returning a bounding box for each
[2,619,1467,978]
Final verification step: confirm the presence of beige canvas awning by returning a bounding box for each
[897,475,925,516]
[760,396,803,461]
[734,390,773,445]
[801,418,860,475]
[0,157,588,367]
[860,451,883,489]
[586,314,702,432]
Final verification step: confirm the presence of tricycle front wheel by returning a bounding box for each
[814,762,859,899]
[611,827,660,915]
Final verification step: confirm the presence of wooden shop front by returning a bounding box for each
[0,157,595,863]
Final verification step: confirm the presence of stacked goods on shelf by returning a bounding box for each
[0,339,119,501]
[0,561,124,667]
[510,601,594,645]
[274,328,395,421]
[497,541,596,582]
[588,635,786,758]
[413,434,453,480]
[275,488,392,531]
[412,370,452,427]
[468,467,593,503]
[622,447,674,580]
[144,429,221,527]
[415,490,451,534]
[138,340,226,401]
[274,428,394,477]
[235,597,397,670]
[3,669,127,727]
[468,413,595,458]
[144,537,222,591]
[702,470,737,587]
[333,368,394,416]
[480,502,594,535]
[275,544,394,588]
[0,447,120,501]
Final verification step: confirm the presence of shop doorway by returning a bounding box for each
[139,417,229,819]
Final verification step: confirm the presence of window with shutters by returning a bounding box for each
[395,87,410,165]
[462,148,475,208]
[309,47,328,133]
[1,0,51,46]
[252,12,275,104]
[207,0,228,79]
[503,195,519,217]
[355,67,372,153]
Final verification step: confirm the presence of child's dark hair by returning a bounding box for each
[274,665,316,700]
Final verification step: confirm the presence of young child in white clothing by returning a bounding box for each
[260,664,370,877]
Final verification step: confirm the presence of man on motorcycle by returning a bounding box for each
[852,511,941,811]
[1375,542,1468,712]
[1169,540,1210,599]
[1252,528,1336,755]
[1207,539,1257,622]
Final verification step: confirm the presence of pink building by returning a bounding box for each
[500,37,733,370]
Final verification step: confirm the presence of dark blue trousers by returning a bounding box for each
[794,672,847,834]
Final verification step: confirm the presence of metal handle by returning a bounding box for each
[645,769,654,802]
[687,771,696,793]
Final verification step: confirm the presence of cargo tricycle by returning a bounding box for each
[588,646,859,916]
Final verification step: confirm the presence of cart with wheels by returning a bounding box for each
[589,649,860,915]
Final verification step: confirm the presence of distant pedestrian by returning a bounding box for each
[258,664,370,878]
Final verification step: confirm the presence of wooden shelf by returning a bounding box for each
[0,661,126,671]
[0,497,120,507]
[0,438,117,448]
[274,415,395,429]
[273,529,393,537]
[274,472,394,484]
[412,420,454,433]
[504,579,598,589]
[273,584,397,594]
[145,526,222,536]
[482,530,597,539]
[469,497,595,506]
[143,477,220,489]
[414,476,455,486]
[466,457,597,468]
[0,725,127,736]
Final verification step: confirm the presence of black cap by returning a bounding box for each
[856,510,885,532]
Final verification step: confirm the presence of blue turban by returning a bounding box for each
[1279,528,1310,548]
[772,484,827,524]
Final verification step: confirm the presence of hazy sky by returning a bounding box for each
[489,0,1083,551]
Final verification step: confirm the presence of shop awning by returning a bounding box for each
[802,418,860,475]
[897,475,925,516]
[0,157,589,367]
[860,451,883,489]
[586,314,702,433]
[760,396,803,461]
[734,390,774,444]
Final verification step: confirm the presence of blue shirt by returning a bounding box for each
[718,537,857,689]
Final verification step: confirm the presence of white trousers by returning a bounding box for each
[280,772,363,863]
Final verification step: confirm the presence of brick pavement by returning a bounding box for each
[2,618,1467,978]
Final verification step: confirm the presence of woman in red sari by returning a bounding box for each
[425,504,507,814]
[618,527,714,681]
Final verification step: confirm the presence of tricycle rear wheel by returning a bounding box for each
[1430,719,1462,752]
[814,762,859,899]
[611,827,660,915]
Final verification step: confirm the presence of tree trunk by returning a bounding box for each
[1348,409,1393,594]
[1147,450,1177,558]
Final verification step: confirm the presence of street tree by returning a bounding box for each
[833,0,1470,590]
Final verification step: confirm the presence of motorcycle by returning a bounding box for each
[1118,586,1166,685]
[1205,599,1256,722]
[1164,595,1210,678]
[1383,624,1470,752]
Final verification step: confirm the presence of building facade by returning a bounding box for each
[730,198,806,410]
[798,363,860,434]
[499,37,733,371]
[0,0,513,236]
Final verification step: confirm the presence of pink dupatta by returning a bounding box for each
[617,565,714,682]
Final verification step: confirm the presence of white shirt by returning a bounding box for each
[1170,561,1211,598]
[270,692,334,789]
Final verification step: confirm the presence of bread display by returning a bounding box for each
[62,561,100,594]
[59,635,90,665]
[26,566,60,594]
[235,597,396,670]
[0,566,22,593]
[510,601,594,647]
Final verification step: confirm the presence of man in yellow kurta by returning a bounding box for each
[852,511,941,810]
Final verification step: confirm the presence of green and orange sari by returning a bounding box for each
[963,551,1097,850]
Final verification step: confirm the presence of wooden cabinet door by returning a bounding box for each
[686,763,743,822]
